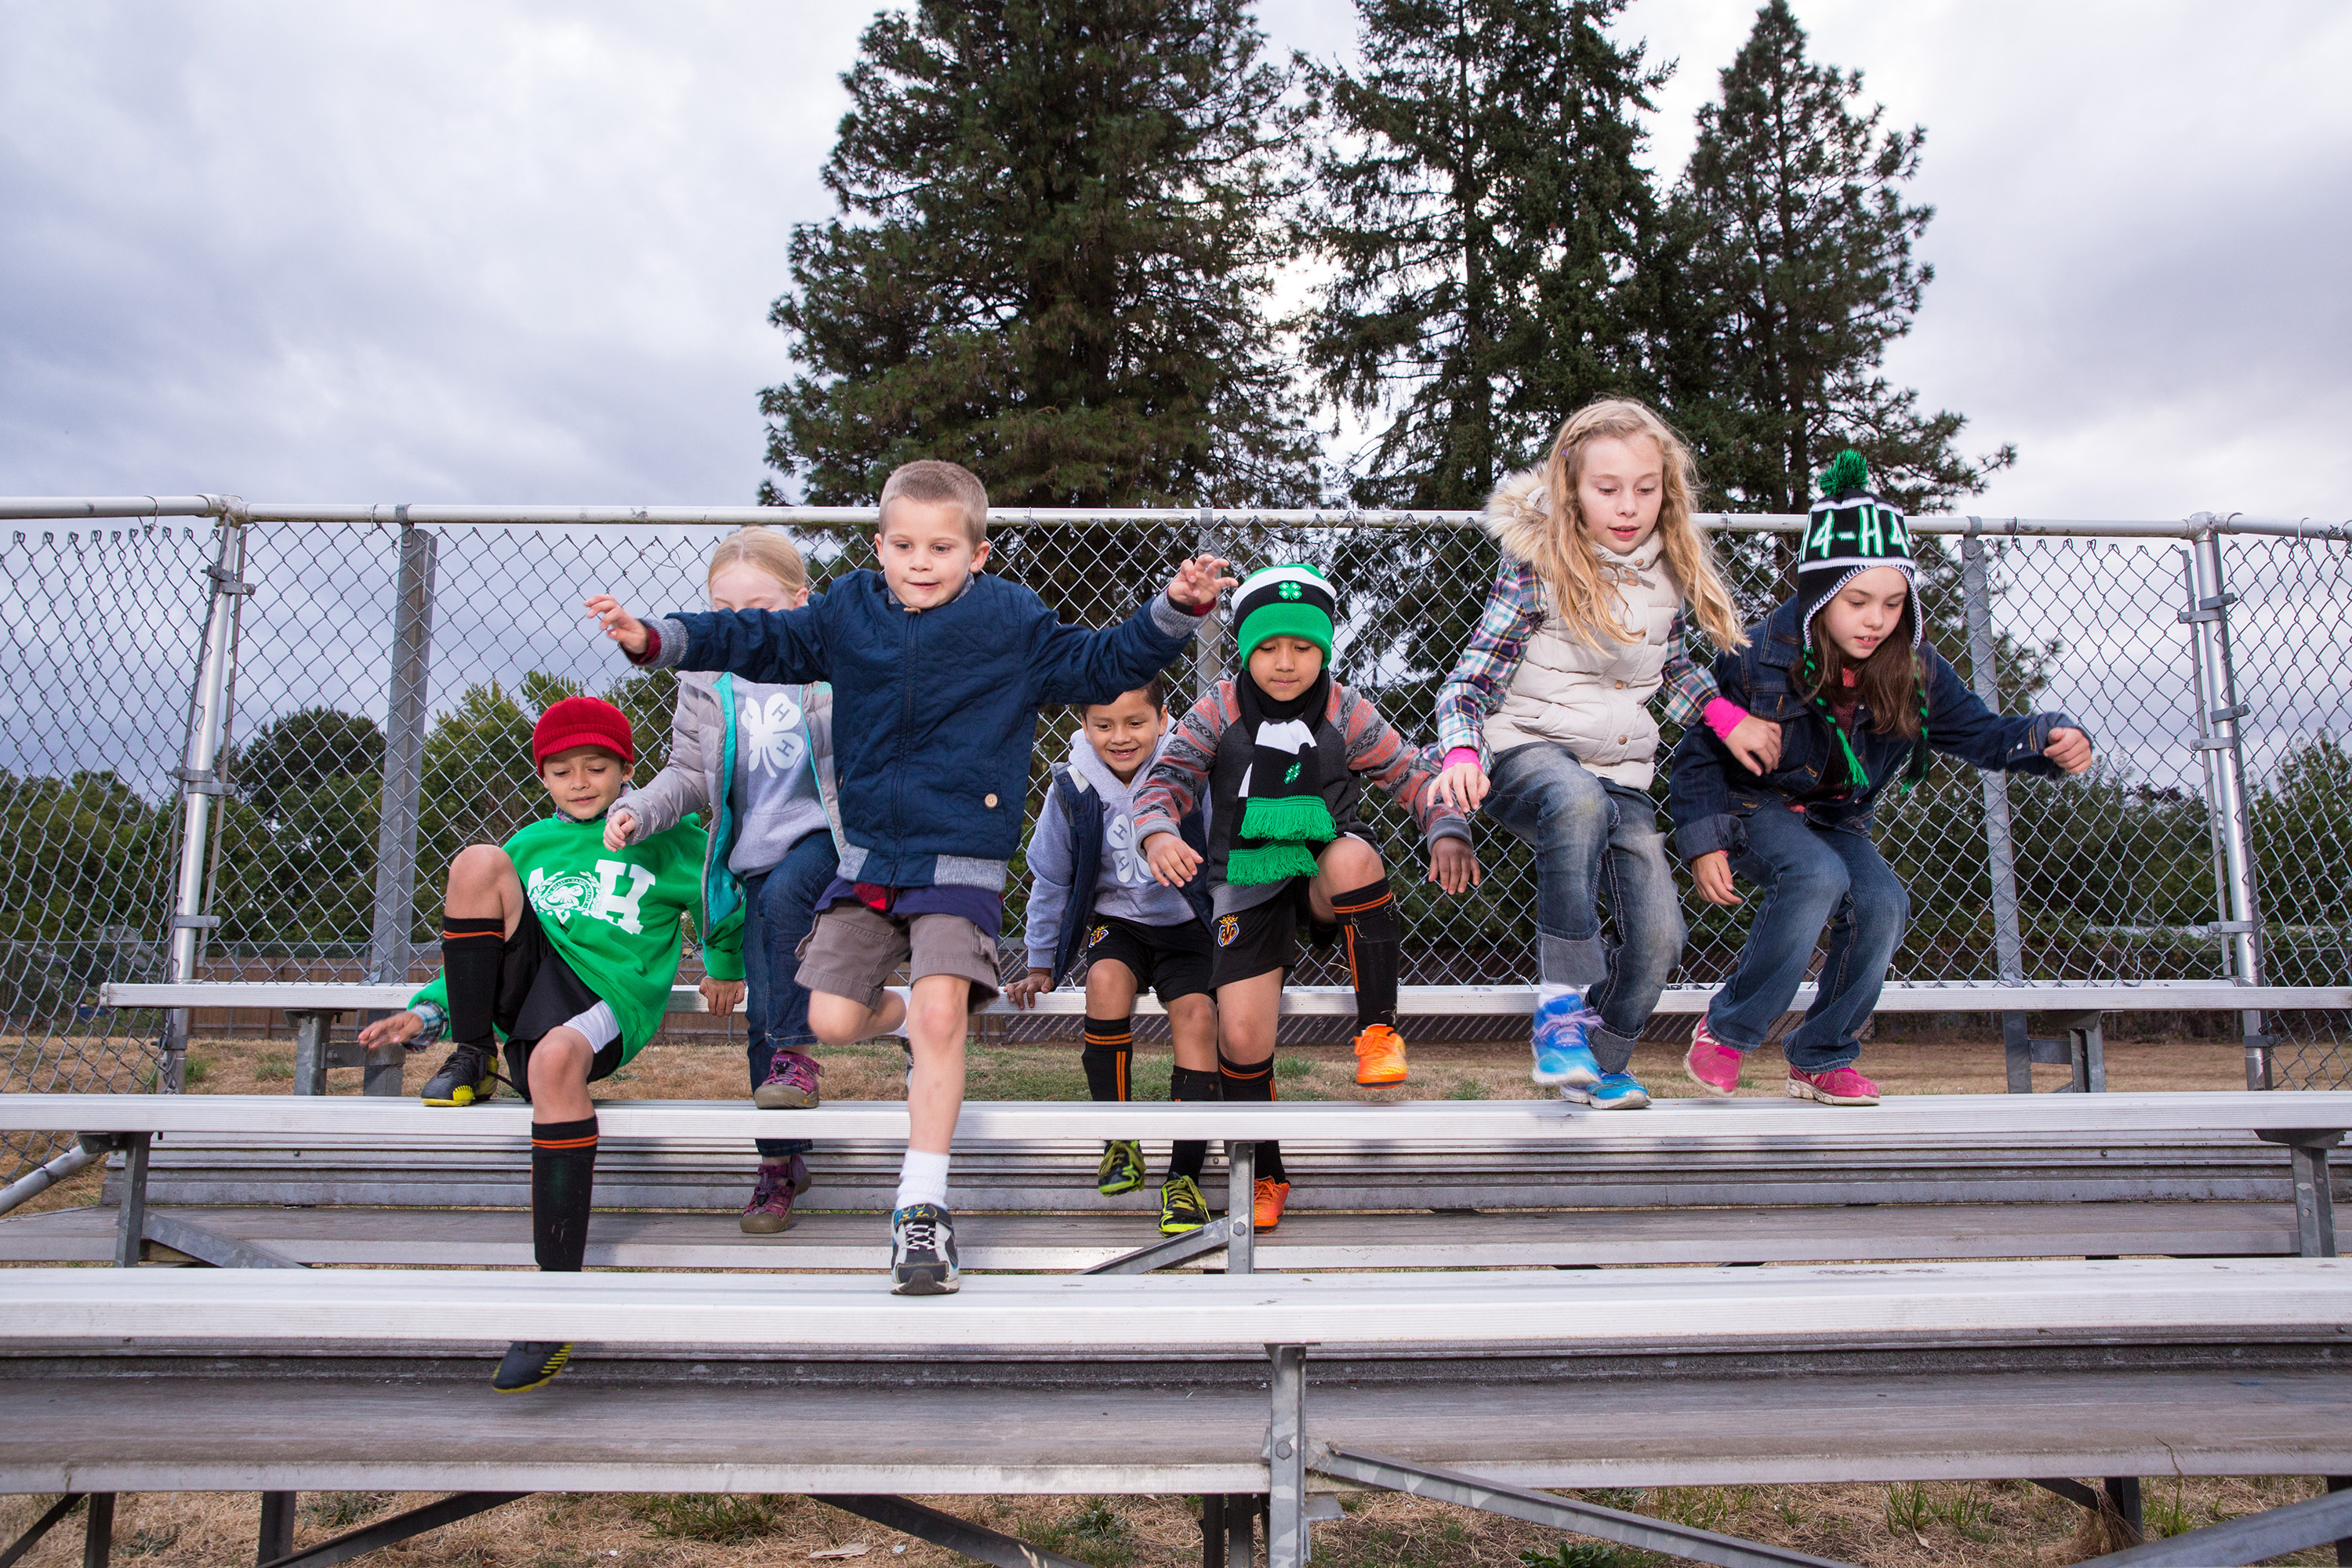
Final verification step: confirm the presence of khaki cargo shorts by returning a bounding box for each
[795,900,1002,1011]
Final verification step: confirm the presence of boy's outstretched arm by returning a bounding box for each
[1133,691,1223,887]
[1030,554,1236,707]
[590,592,833,685]
[1339,691,1479,894]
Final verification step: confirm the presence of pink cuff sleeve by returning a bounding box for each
[1443,746,1482,771]
[1702,698,1750,742]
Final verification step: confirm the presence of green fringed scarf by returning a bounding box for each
[1225,666,1336,885]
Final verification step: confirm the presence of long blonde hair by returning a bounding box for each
[705,526,808,599]
[1528,400,1745,651]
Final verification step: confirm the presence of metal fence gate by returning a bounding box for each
[5,495,2349,1178]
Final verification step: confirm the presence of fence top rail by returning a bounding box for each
[5,495,2347,541]
[10,1090,2352,1142]
[0,1257,2340,1352]
[99,980,2352,1016]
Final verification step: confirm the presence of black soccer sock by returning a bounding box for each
[441,916,506,1046]
[1081,1016,1134,1104]
[531,1115,597,1273]
[1332,877,1401,1033]
[1218,1054,1287,1185]
[1168,1065,1221,1181]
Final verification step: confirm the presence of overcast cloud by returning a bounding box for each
[3,1,2349,521]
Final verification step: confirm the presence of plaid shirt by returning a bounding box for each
[1434,559,1722,765]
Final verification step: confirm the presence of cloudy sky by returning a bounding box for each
[3,0,2349,522]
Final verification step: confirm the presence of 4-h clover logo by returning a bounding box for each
[1278,581,1302,600]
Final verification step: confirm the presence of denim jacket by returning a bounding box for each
[1667,599,2085,862]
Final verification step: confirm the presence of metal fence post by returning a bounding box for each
[365,517,436,1094]
[1195,503,1226,701]
[1962,527,2034,1093]
[2183,521,2269,1088]
[161,508,252,1093]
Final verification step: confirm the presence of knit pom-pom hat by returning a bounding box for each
[1795,450,1919,648]
[532,695,635,768]
[1232,564,1335,661]
[1795,451,1930,792]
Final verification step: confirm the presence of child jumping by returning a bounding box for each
[1668,452,2094,1105]
[1428,400,1777,1109]
[359,695,741,1392]
[588,459,1230,1293]
[606,526,844,1236]
[1004,677,1219,1232]
[1134,564,1477,1236]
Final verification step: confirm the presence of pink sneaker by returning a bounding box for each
[1787,1065,1881,1105]
[1683,1019,1743,1097]
[753,1050,823,1110]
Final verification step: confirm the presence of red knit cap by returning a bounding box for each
[532,695,634,768]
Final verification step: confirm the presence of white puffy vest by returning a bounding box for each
[1483,535,1687,788]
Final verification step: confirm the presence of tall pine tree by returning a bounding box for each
[1301,0,1667,510]
[1663,0,2011,516]
[762,0,1317,510]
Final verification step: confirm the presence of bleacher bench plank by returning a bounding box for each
[5,1366,2348,1495]
[101,979,2352,1015]
[4,1259,2346,1353]
[93,1126,2337,1211]
[13,1090,2352,1142]
[0,1200,2304,1270]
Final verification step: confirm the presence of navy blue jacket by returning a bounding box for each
[1667,599,2085,862]
[641,571,1200,891]
[1043,762,1214,985]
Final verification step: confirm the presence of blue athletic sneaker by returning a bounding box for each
[1584,1073,1651,1110]
[1530,995,1602,1087]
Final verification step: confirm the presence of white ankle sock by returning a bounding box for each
[1537,982,1583,1010]
[895,1148,951,1210]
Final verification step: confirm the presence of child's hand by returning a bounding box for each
[1430,760,1488,813]
[357,1009,423,1051]
[603,808,637,851]
[1724,714,1783,774]
[1166,554,1239,611]
[699,976,745,1016]
[1428,837,1481,895]
[1004,969,1054,1011]
[1691,851,1742,906]
[584,593,651,656]
[2045,727,2093,775]
[1142,830,1203,887]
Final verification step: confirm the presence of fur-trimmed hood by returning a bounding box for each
[1483,464,1665,579]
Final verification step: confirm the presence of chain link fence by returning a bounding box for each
[5,503,2347,1177]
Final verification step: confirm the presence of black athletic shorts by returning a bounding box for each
[1083,913,1214,1004]
[1207,879,1341,990]
[494,904,624,1094]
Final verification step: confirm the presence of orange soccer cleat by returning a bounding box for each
[1252,1176,1292,1233]
[1352,1023,1409,1085]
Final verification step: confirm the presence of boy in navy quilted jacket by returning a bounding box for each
[1004,677,1219,1233]
[589,460,1234,1294]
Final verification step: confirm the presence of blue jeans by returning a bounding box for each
[1707,804,1908,1073]
[1483,742,1685,1073]
[739,829,840,1158]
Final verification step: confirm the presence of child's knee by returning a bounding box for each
[449,843,513,890]
[807,991,868,1044]
[527,1029,593,1093]
[1083,962,1138,1012]
[1319,835,1384,887]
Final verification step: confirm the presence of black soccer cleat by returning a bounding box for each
[420,1040,499,1106]
[889,1203,961,1295]
[491,1339,575,1393]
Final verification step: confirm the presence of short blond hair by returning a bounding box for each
[706,526,808,597]
[878,459,989,545]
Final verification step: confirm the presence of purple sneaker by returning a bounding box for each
[740,1153,812,1235]
[1684,1018,1743,1098]
[753,1049,823,1110]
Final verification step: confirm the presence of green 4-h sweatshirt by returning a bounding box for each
[408,811,743,1061]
